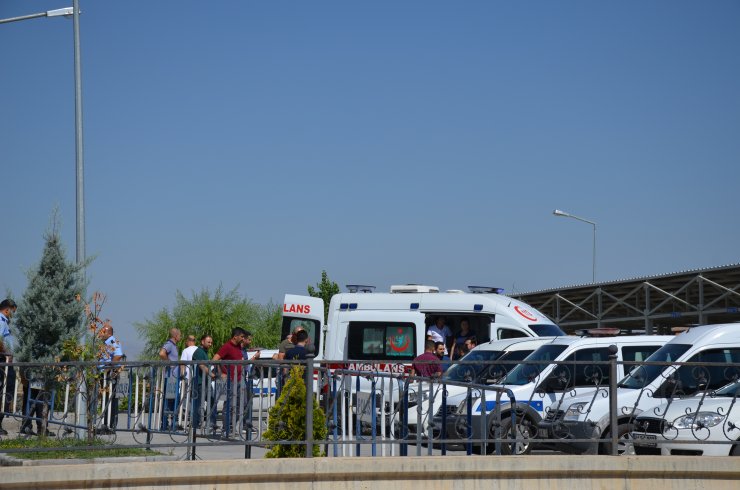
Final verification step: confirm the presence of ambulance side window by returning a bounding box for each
[346,322,416,361]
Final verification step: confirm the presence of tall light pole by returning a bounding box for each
[553,209,597,283]
[1,2,87,436]
[72,0,85,267]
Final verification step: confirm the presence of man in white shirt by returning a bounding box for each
[180,335,199,381]
[427,316,452,355]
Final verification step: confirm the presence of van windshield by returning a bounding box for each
[715,381,740,397]
[529,324,566,337]
[618,343,691,389]
[501,345,568,386]
[444,350,504,382]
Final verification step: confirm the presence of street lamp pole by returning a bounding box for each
[553,209,597,283]
[73,0,85,267]
[1,2,87,436]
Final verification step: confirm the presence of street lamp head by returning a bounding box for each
[46,7,74,18]
[553,209,570,217]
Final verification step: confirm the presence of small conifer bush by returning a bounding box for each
[263,365,327,458]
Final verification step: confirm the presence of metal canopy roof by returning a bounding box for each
[513,263,740,334]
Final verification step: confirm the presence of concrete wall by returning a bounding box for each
[1,455,738,490]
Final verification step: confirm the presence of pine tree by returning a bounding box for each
[14,223,86,368]
[263,365,327,457]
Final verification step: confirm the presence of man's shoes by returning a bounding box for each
[0,427,8,436]
[42,429,55,437]
[21,426,37,436]
[96,426,114,435]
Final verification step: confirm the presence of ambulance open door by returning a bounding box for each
[282,294,324,358]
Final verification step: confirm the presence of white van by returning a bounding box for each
[402,337,558,435]
[554,323,740,455]
[281,285,566,367]
[444,333,671,454]
[631,379,740,456]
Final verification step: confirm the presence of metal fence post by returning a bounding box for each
[305,354,315,458]
[609,344,618,456]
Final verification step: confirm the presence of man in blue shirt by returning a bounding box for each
[158,328,181,431]
[0,299,17,436]
[284,330,309,360]
[97,325,123,433]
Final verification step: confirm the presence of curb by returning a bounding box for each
[0,453,178,466]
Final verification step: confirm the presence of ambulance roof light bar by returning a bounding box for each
[346,285,376,293]
[468,286,505,294]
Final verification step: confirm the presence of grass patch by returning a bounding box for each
[0,437,163,460]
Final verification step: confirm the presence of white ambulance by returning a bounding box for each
[282,284,565,369]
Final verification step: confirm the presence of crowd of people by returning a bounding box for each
[0,297,310,437]
[0,298,464,437]
[411,316,477,379]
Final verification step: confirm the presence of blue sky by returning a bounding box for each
[2,1,739,358]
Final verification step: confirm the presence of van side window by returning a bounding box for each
[346,322,416,361]
[499,328,528,340]
[543,347,611,391]
[622,345,661,374]
[654,348,740,398]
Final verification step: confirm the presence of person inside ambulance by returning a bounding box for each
[427,316,452,355]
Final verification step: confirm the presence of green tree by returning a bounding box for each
[307,270,340,323]
[13,221,86,436]
[135,286,281,359]
[14,223,86,366]
[263,365,327,458]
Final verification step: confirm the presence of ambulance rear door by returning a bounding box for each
[282,294,324,359]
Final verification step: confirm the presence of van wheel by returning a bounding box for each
[497,416,535,455]
[730,444,740,456]
[599,423,635,455]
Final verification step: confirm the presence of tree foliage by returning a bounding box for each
[14,224,86,367]
[263,365,327,458]
[307,270,340,323]
[135,286,281,359]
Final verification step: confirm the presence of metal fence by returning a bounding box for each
[1,355,739,459]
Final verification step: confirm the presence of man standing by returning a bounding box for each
[0,299,17,436]
[190,334,214,429]
[411,340,442,378]
[427,317,452,355]
[434,341,451,372]
[210,327,246,433]
[158,328,181,430]
[180,335,198,381]
[275,326,305,360]
[97,325,123,433]
[284,330,309,361]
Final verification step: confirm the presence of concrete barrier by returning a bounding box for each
[0,455,738,489]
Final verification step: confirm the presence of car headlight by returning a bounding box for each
[407,390,429,407]
[563,402,589,421]
[673,412,724,430]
